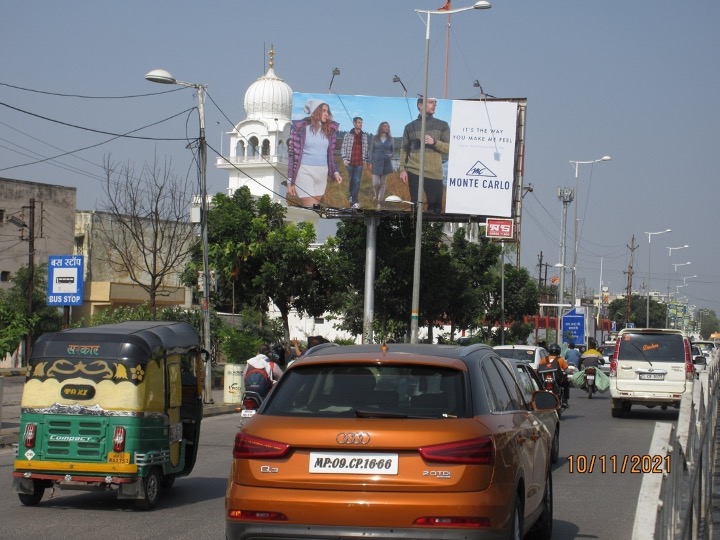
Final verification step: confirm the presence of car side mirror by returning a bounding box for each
[694,355,707,366]
[532,390,560,411]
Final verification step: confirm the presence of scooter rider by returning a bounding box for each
[578,338,603,370]
[539,343,570,407]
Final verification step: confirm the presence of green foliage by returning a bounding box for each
[218,325,262,364]
[331,219,539,344]
[199,186,340,342]
[0,264,61,357]
[607,295,666,329]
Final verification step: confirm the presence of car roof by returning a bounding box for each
[618,328,684,336]
[296,342,497,370]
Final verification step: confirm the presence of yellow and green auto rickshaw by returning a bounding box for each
[12,321,207,510]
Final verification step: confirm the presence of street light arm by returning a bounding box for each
[416,1,491,16]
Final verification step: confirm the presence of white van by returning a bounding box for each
[609,328,693,418]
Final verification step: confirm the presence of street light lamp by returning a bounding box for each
[392,75,407,96]
[673,261,691,272]
[569,155,611,304]
[145,68,213,403]
[683,274,697,285]
[409,0,491,344]
[329,67,340,91]
[645,228,672,328]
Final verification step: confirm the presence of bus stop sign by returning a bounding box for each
[47,255,84,306]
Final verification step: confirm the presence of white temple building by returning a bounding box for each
[216,47,322,232]
[215,47,352,342]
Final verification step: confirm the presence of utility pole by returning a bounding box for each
[624,236,637,326]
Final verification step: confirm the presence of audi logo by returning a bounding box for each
[336,432,371,445]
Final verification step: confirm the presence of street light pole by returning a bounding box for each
[557,189,573,305]
[645,228,671,328]
[145,69,213,403]
[409,1,491,344]
[569,156,611,305]
[665,244,689,325]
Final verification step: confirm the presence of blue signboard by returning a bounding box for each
[562,308,585,345]
[47,255,84,306]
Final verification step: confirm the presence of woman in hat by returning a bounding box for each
[287,99,343,207]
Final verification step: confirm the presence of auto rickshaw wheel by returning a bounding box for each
[161,474,176,488]
[18,481,45,506]
[136,468,161,510]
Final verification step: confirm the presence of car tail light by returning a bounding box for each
[419,437,494,465]
[610,340,620,377]
[23,423,37,449]
[227,509,288,522]
[232,433,290,459]
[683,339,694,381]
[413,516,491,528]
[112,426,126,452]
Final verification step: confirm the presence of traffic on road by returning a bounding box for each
[1,353,678,539]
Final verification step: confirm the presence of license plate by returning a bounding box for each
[107,452,130,464]
[639,373,664,381]
[309,452,399,475]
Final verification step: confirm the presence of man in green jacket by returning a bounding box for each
[399,97,450,214]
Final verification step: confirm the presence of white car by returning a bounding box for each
[609,328,694,418]
[691,340,716,359]
[493,345,548,370]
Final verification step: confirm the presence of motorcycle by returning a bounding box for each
[537,366,568,418]
[241,390,264,418]
[584,366,597,398]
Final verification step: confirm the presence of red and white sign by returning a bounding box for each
[485,218,514,239]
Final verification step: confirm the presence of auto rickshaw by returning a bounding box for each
[12,321,207,510]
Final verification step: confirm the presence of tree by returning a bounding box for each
[99,155,196,317]
[485,263,538,345]
[607,294,666,329]
[332,217,452,342]
[202,187,342,342]
[331,218,534,345]
[443,228,501,341]
[0,264,61,359]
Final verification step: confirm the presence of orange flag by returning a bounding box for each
[437,0,451,11]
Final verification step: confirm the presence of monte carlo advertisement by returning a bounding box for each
[289,92,525,221]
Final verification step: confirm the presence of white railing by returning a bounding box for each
[633,353,719,539]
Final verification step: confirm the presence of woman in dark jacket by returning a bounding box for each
[368,121,394,208]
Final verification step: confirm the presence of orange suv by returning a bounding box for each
[226,343,558,539]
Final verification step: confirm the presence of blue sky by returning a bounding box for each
[2,1,719,316]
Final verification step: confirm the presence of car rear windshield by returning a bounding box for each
[263,364,467,419]
[495,349,537,362]
[617,333,685,362]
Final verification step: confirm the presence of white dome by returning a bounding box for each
[243,64,292,121]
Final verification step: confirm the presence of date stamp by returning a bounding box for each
[567,454,670,474]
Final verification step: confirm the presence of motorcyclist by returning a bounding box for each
[538,343,570,407]
[578,338,603,370]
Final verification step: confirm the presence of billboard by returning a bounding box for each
[290,93,526,223]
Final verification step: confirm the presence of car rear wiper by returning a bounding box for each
[630,343,653,366]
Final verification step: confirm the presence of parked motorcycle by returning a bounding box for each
[537,366,568,418]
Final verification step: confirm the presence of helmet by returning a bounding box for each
[547,343,561,355]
